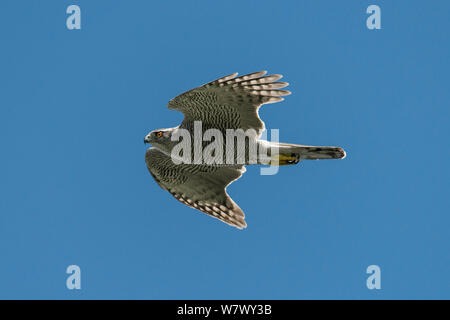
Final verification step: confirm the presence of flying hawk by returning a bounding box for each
[144,71,346,229]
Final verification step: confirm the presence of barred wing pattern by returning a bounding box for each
[145,148,247,229]
[168,71,291,137]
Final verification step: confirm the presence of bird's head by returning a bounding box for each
[144,128,174,145]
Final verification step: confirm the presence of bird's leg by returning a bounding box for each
[269,153,300,166]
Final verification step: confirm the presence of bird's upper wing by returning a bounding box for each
[168,71,290,137]
[145,148,247,229]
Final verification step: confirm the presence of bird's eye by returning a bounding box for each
[156,132,163,138]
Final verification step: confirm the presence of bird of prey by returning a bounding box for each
[144,71,346,229]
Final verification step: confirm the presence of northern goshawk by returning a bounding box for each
[144,71,346,229]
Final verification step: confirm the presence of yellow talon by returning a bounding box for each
[269,153,300,166]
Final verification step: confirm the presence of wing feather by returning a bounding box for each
[145,148,247,229]
[167,71,291,137]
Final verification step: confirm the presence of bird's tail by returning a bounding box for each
[269,142,346,165]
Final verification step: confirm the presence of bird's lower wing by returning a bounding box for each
[145,148,247,229]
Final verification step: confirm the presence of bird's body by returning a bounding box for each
[144,71,346,229]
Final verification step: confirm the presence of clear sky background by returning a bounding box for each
[0,0,449,299]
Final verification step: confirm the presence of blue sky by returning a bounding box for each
[0,0,449,299]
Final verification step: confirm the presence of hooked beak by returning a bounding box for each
[144,135,151,144]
